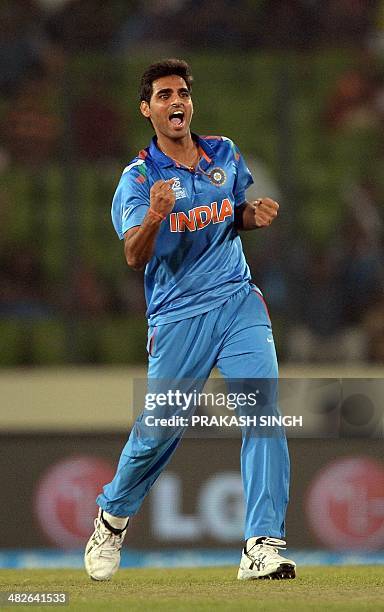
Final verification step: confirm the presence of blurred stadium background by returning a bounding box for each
[0,0,383,570]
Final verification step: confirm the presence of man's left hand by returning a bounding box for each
[253,198,279,227]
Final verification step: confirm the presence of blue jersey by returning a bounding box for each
[111,134,255,325]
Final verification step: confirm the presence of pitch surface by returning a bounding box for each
[0,567,383,610]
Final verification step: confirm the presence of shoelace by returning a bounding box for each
[258,538,286,550]
[246,537,287,560]
[99,535,124,559]
[93,518,125,558]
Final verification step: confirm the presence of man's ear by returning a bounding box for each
[140,100,150,119]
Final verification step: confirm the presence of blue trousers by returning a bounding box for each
[97,283,290,539]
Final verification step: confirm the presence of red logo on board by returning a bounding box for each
[34,456,114,549]
[305,456,384,550]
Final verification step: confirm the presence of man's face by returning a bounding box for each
[140,75,193,140]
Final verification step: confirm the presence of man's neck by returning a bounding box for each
[156,132,197,166]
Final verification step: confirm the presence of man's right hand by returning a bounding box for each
[150,179,176,217]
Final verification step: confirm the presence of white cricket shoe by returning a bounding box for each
[237,537,296,580]
[84,509,128,581]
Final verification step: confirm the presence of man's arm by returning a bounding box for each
[124,179,175,270]
[124,218,161,271]
[234,198,279,231]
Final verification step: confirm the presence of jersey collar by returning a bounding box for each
[149,133,214,171]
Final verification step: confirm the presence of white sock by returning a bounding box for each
[103,510,129,530]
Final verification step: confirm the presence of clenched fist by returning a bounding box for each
[150,179,176,218]
[254,197,279,227]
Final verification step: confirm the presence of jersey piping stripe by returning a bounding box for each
[123,159,145,174]
[198,146,211,163]
[252,288,271,321]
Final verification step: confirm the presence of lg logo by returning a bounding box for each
[151,472,244,542]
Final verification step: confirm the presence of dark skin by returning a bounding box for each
[124,75,279,270]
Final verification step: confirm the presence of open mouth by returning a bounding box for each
[169,110,185,128]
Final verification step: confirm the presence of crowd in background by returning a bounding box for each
[1,0,383,364]
[0,0,380,107]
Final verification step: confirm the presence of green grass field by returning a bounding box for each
[0,567,383,611]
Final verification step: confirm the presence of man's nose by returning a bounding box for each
[170,94,183,106]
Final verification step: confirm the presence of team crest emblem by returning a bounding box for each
[209,167,226,186]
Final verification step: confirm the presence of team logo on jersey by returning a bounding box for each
[209,167,226,186]
[171,176,187,200]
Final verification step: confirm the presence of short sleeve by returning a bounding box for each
[111,160,150,240]
[232,143,254,206]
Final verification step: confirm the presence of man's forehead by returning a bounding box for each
[152,75,188,92]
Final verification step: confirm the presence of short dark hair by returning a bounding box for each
[139,59,193,104]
